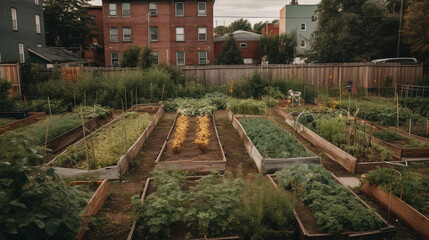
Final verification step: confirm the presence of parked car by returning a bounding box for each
[371,57,418,64]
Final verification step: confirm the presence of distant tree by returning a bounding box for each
[141,47,152,69]
[214,26,230,36]
[121,46,141,68]
[253,21,268,34]
[404,0,429,61]
[271,19,279,24]
[260,32,296,64]
[215,35,243,65]
[230,19,252,32]
[305,0,403,63]
[44,0,92,51]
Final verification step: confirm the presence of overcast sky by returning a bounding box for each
[89,0,320,26]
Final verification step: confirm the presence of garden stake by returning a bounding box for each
[44,97,53,158]
[160,84,165,103]
[80,111,90,171]
[85,126,97,169]
[130,90,133,111]
[396,86,399,128]
[121,99,128,151]
[125,87,128,112]
[135,87,138,109]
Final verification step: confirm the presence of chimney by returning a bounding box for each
[290,0,298,5]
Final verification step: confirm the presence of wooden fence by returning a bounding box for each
[0,64,21,97]
[85,63,423,91]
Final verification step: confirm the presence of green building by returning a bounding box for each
[280,4,318,56]
[0,0,45,64]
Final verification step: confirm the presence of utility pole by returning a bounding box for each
[396,0,404,57]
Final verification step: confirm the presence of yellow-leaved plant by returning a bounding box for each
[195,115,210,152]
[172,115,189,154]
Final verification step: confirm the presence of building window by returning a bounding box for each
[109,3,117,17]
[300,40,306,48]
[311,33,315,39]
[150,27,158,41]
[149,2,157,16]
[240,43,247,48]
[198,2,206,16]
[151,51,159,64]
[11,8,17,31]
[111,52,119,66]
[199,51,207,64]
[37,44,42,47]
[123,27,132,42]
[34,0,39,5]
[198,27,207,41]
[18,43,25,63]
[90,16,96,26]
[176,51,185,65]
[176,27,184,41]
[301,23,306,31]
[35,14,40,33]
[122,3,131,17]
[109,27,119,42]
[311,15,318,22]
[175,2,184,16]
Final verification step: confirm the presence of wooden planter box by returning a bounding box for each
[49,104,164,180]
[45,111,113,154]
[267,174,395,240]
[127,176,239,240]
[0,112,46,134]
[69,180,110,240]
[361,180,429,239]
[278,107,392,173]
[228,110,320,173]
[155,114,226,172]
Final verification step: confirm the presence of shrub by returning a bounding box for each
[227,99,266,115]
[0,79,14,110]
[248,71,268,99]
[121,46,141,68]
[141,47,152,69]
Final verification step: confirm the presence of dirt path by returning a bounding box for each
[83,113,176,240]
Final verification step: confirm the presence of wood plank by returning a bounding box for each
[0,112,46,134]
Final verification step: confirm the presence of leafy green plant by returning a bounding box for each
[236,175,296,240]
[276,164,383,234]
[239,118,312,158]
[163,98,216,115]
[121,46,141,68]
[227,99,266,115]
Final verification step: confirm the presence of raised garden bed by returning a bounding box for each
[267,167,395,239]
[128,172,241,240]
[155,114,226,172]
[279,108,394,173]
[0,110,29,119]
[228,110,320,173]
[0,112,46,134]
[49,104,164,180]
[69,180,110,240]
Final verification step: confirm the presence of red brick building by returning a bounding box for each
[83,6,105,66]
[214,30,260,64]
[262,22,279,36]
[102,0,214,66]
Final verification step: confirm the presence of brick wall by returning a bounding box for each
[214,40,260,64]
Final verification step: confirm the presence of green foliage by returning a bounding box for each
[229,19,252,32]
[259,32,296,64]
[271,78,316,104]
[373,130,407,142]
[401,97,429,117]
[239,118,312,159]
[403,0,429,60]
[215,35,243,65]
[276,165,383,234]
[0,79,14,110]
[15,99,70,114]
[121,46,141,68]
[163,98,217,115]
[132,169,245,239]
[0,136,91,239]
[0,118,13,126]
[204,92,229,110]
[227,99,266,115]
[141,47,153,69]
[248,71,268,99]
[236,176,296,240]
[214,25,230,36]
[364,167,429,216]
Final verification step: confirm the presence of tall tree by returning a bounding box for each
[260,32,296,64]
[215,35,243,65]
[229,19,252,32]
[214,26,230,36]
[253,21,268,34]
[121,46,141,68]
[44,0,92,51]
[305,0,402,63]
[403,0,429,61]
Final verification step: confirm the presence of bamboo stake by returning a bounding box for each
[135,87,138,109]
[396,83,399,128]
[160,84,165,103]
[125,87,128,112]
[85,126,97,169]
[130,90,133,111]
[121,98,128,151]
[44,97,52,158]
[80,110,90,170]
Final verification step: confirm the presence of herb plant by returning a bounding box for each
[227,99,267,115]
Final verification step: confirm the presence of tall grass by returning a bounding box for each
[227,99,267,115]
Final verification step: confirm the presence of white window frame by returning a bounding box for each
[176,51,185,65]
[311,15,318,22]
[111,52,119,66]
[151,51,159,64]
[109,3,117,17]
[18,43,25,63]
[149,2,157,16]
[122,3,131,17]
[34,0,39,5]
[300,40,306,48]
[301,23,306,31]
[198,2,206,16]
[150,27,158,41]
[199,51,207,65]
[123,27,132,42]
[109,27,119,42]
[176,27,184,42]
[11,8,18,31]
[35,14,40,34]
[311,33,315,39]
[198,27,207,41]
[175,2,184,16]
[240,43,247,48]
